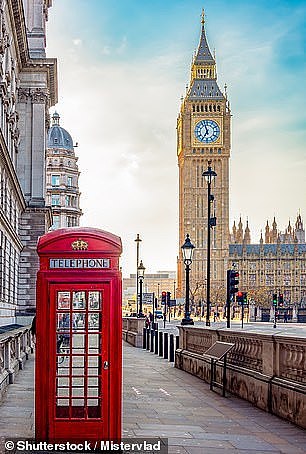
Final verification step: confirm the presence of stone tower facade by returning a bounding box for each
[177,12,230,296]
[46,112,82,229]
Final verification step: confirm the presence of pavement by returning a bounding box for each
[0,343,306,453]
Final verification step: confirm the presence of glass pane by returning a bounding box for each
[87,399,98,406]
[57,399,69,407]
[72,388,84,398]
[88,334,100,353]
[88,403,101,418]
[57,314,70,331]
[56,404,69,418]
[57,334,70,353]
[87,387,98,397]
[57,377,69,387]
[73,291,86,310]
[72,377,84,387]
[88,377,98,387]
[57,292,70,310]
[72,356,85,367]
[58,388,69,397]
[72,398,84,406]
[88,368,99,376]
[57,361,70,375]
[72,313,86,331]
[71,367,84,376]
[88,313,100,331]
[88,356,99,368]
[89,292,101,310]
[72,334,85,353]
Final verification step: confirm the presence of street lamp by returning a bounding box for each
[135,234,142,314]
[181,234,195,326]
[203,160,217,327]
[137,260,146,318]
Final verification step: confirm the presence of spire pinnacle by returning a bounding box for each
[201,8,205,26]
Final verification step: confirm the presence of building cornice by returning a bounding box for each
[22,58,58,106]
[8,0,29,68]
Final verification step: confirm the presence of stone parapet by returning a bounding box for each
[0,326,32,403]
[175,326,306,429]
[122,317,145,348]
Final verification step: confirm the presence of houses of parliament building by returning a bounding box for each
[177,12,306,307]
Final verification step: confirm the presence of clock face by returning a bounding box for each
[194,120,220,143]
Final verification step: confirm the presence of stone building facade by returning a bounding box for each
[46,112,82,230]
[177,12,230,296]
[230,216,306,306]
[0,0,57,325]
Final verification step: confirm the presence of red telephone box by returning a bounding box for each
[35,227,122,442]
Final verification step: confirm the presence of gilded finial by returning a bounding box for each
[201,8,205,25]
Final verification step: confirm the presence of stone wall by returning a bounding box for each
[0,325,32,402]
[122,317,145,348]
[175,326,306,429]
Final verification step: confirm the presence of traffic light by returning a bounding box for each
[161,291,166,304]
[166,291,171,306]
[243,292,247,304]
[227,269,239,296]
[279,294,284,306]
[237,291,243,304]
[273,294,277,307]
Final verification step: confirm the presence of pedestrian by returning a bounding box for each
[284,311,288,323]
[145,315,150,329]
[149,311,153,323]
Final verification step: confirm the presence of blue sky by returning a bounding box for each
[46,1,306,276]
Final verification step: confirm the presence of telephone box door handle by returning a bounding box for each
[103,360,109,370]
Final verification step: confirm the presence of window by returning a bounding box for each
[52,175,60,186]
[67,176,73,187]
[51,195,60,206]
[52,215,60,230]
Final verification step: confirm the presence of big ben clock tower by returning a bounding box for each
[177,11,230,299]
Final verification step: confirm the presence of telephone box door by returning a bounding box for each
[49,283,110,440]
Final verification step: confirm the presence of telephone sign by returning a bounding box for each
[35,227,122,442]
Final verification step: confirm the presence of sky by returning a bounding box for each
[46,0,306,277]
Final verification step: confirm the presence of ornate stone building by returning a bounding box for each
[177,12,230,295]
[0,0,57,325]
[46,112,82,230]
[230,215,306,306]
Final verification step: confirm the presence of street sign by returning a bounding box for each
[141,292,154,304]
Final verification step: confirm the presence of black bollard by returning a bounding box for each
[143,328,146,349]
[146,328,150,350]
[150,329,154,352]
[159,331,163,356]
[169,334,174,362]
[154,330,158,354]
[163,332,168,359]
[176,335,179,350]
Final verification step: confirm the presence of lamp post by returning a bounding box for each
[135,234,142,314]
[181,234,195,326]
[203,161,217,327]
[137,260,145,318]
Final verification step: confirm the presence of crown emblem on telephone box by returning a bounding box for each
[71,239,88,250]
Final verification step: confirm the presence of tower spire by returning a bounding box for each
[201,8,205,25]
[188,10,224,101]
